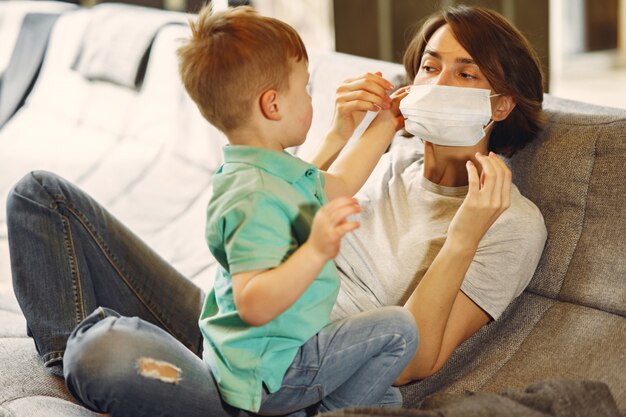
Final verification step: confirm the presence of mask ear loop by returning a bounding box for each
[485,93,502,128]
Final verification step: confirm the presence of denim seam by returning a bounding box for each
[60,215,87,325]
[42,350,64,362]
[29,173,191,350]
[57,199,190,349]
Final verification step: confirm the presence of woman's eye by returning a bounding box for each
[421,65,436,73]
[459,72,476,80]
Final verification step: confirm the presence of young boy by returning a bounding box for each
[177,6,418,415]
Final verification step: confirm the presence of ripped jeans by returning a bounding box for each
[64,306,417,416]
[8,171,418,417]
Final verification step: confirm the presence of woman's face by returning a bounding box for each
[413,24,495,92]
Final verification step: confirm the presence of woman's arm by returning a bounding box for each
[322,93,406,200]
[309,72,396,170]
[395,152,512,384]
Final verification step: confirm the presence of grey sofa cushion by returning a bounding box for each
[0,338,99,416]
[401,291,626,410]
[1,397,100,417]
[511,96,626,315]
[331,379,621,417]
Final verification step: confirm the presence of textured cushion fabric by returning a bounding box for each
[401,294,626,410]
[510,98,626,315]
[0,338,94,411]
[327,380,621,417]
[1,396,101,417]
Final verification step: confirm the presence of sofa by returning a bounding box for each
[0,2,624,416]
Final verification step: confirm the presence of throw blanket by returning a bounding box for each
[0,12,62,128]
[323,380,620,417]
[73,3,186,89]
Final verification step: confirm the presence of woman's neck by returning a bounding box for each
[422,140,489,187]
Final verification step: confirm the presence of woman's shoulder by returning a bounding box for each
[508,185,545,222]
[492,184,547,241]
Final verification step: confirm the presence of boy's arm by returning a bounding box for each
[232,197,361,327]
[309,72,396,171]
[322,88,407,200]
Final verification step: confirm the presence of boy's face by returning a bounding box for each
[280,59,313,148]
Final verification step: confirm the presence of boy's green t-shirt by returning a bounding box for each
[200,145,340,412]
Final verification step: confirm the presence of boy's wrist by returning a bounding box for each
[362,113,397,146]
[301,240,332,265]
[371,110,400,134]
[326,129,352,145]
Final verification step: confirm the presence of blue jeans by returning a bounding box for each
[64,306,416,416]
[8,171,419,416]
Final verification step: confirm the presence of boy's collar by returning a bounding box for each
[222,145,316,183]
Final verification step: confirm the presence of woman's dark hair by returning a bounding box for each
[403,5,546,156]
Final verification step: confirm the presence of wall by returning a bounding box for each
[334,0,550,89]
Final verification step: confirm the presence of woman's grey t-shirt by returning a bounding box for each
[331,140,547,321]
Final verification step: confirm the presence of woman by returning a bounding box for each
[317,5,547,383]
[7,5,546,416]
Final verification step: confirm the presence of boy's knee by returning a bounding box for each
[379,307,419,352]
[9,171,60,210]
[381,307,417,334]
[64,308,133,382]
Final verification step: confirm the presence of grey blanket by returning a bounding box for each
[322,380,620,417]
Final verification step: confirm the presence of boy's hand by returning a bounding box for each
[330,72,395,142]
[307,197,362,261]
[369,86,410,132]
[448,152,512,251]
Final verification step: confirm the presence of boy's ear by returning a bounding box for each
[260,90,281,121]
[492,95,516,121]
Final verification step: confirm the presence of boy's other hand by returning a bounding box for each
[307,197,361,261]
[369,86,409,132]
[330,72,395,142]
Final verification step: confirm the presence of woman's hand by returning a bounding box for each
[329,72,396,142]
[448,152,512,250]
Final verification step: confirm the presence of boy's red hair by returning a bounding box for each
[178,6,308,133]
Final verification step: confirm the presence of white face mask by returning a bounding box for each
[399,84,499,147]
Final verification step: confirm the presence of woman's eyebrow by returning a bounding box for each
[423,48,476,65]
